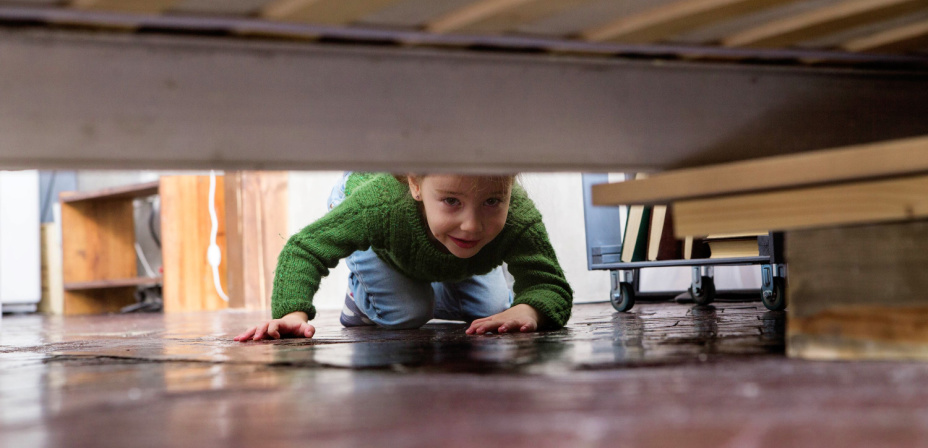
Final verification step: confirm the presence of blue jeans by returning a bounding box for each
[329,173,511,329]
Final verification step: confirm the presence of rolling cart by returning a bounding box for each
[582,173,787,312]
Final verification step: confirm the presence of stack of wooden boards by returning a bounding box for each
[619,173,765,262]
[593,135,928,361]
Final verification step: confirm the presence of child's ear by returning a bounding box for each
[407,175,422,201]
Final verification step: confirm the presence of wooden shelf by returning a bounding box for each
[59,181,159,203]
[64,276,162,291]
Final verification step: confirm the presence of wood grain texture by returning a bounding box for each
[787,220,928,360]
[160,175,228,313]
[60,197,139,315]
[842,18,928,53]
[224,171,288,311]
[672,174,928,238]
[723,0,927,48]
[592,135,928,206]
[425,0,591,34]
[581,0,797,43]
[261,0,405,24]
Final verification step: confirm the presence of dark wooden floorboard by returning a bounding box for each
[1,302,925,447]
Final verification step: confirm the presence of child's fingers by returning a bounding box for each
[233,327,257,342]
[519,320,538,333]
[252,322,271,340]
[267,321,281,339]
[497,319,521,333]
[302,323,316,338]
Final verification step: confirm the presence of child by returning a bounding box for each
[234,172,572,341]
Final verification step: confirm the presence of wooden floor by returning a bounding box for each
[2,301,927,447]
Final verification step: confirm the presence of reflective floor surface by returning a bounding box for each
[2,301,928,447]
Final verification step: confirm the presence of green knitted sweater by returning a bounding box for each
[271,173,573,328]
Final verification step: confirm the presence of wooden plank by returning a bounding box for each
[425,0,591,34]
[60,197,138,315]
[580,0,798,43]
[5,29,928,173]
[842,18,928,53]
[64,276,162,291]
[592,135,928,206]
[70,0,182,14]
[59,181,159,204]
[160,175,228,313]
[723,0,927,48]
[224,171,288,311]
[671,174,928,238]
[787,220,928,360]
[261,0,405,25]
[63,288,140,315]
[38,223,64,315]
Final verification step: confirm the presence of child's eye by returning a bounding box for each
[485,198,502,207]
[442,197,461,206]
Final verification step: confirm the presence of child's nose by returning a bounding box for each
[460,210,483,233]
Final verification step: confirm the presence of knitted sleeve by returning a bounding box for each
[505,220,573,328]
[270,196,372,320]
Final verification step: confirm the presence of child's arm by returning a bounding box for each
[465,304,548,334]
[233,311,315,341]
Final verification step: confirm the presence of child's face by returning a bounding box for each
[409,175,512,259]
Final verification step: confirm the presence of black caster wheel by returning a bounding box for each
[689,276,716,306]
[611,282,635,312]
[762,276,787,311]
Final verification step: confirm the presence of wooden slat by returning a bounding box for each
[592,135,928,206]
[70,0,182,14]
[425,0,591,34]
[842,18,928,53]
[261,0,405,25]
[723,0,927,48]
[224,171,288,311]
[580,0,798,43]
[160,175,228,313]
[59,181,158,204]
[64,276,162,291]
[671,174,928,237]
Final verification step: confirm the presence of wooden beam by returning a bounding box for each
[671,174,928,238]
[70,0,182,14]
[580,0,798,43]
[425,0,590,34]
[592,135,928,206]
[723,0,927,48]
[842,18,928,53]
[4,28,928,172]
[261,0,404,25]
[787,220,928,360]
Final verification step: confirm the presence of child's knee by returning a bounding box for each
[368,291,434,329]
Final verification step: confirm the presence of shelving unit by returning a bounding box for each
[60,181,160,315]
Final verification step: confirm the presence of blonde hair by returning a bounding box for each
[395,174,518,192]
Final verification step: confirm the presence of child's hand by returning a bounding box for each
[233,311,315,342]
[465,304,546,335]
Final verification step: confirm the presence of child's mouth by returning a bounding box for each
[449,236,479,249]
